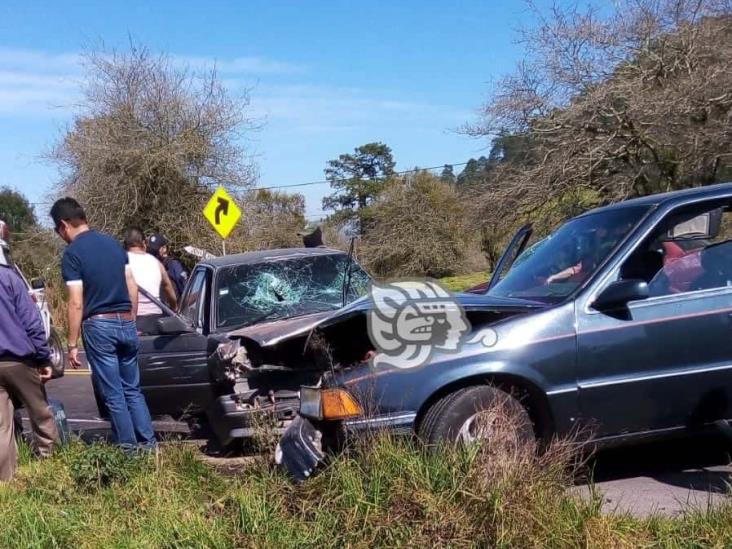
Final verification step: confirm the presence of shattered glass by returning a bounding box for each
[216,254,370,329]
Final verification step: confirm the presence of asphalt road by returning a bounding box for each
[37,361,190,440]
[36,365,732,517]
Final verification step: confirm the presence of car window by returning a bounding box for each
[622,202,732,297]
[489,206,649,303]
[180,269,207,328]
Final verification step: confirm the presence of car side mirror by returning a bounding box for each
[592,279,649,311]
[156,315,194,335]
[30,277,45,290]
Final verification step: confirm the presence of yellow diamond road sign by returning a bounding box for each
[203,187,241,239]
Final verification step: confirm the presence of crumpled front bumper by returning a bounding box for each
[275,416,326,481]
[276,411,419,480]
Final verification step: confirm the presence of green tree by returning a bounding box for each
[0,187,37,235]
[322,142,396,215]
[440,164,456,184]
[456,157,489,186]
[487,131,533,168]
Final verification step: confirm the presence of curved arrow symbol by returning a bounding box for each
[215,197,229,225]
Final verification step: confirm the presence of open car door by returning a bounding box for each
[136,276,215,418]
[486,223,533,291]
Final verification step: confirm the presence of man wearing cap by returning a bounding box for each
[147,233,188,298]
[0,220,58,480]
[297,222,327,248]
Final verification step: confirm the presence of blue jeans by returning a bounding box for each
[82,317,156,450]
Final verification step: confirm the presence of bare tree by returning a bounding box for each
[240,189,306,250]
[470,0,732,230]
[50,45,257,249]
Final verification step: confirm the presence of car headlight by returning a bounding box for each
[299,386,363,421]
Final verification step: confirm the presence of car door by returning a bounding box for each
[138,267,215,416]
[486,223,533,290]
[577,200,732,437]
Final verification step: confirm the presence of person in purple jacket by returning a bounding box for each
[0,224,58,481]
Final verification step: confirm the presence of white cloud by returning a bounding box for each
[0,48,82,74]
[179,55,305,75]
[0,47,470,146]
[0,47,303,117]
[251,84,471,135]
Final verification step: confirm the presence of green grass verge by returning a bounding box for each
[439,272,488,292]
[2,437,731,548]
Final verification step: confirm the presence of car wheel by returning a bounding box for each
[48,328,66,379]
[418,385,534,448]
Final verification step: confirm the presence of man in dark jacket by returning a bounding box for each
[0,223,58,481]
[147,233,188,298]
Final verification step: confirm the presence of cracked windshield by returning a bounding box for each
[216,254,371,329]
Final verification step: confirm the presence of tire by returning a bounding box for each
[418,385,535,448]
[48,328,66,379]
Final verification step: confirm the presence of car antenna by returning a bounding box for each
[341,236,356,308]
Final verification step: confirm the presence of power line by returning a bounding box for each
[26,161,470,206]
[253,161,469,191]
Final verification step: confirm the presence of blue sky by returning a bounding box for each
[0,0,547,220]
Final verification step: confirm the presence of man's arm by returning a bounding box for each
[545,261,583,285]
[11,274,50,363]
[159,262,178,310]
[169,259,188,296]
[66,283,83,368]
[61,249,85,367]
[125,266,138,319]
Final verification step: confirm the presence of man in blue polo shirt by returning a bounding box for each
[50,198,156,451]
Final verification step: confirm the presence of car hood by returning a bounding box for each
[227,292,545,348]
[226,311,335,347]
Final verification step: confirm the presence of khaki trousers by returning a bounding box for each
[0,361,59,481]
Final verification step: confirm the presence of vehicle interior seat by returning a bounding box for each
[662,241,686,263]
[691,241,732,291]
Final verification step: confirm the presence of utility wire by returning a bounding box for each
[252,161,469,191]
[26,161,469,206]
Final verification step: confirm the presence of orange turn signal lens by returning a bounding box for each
[320,388,363,420]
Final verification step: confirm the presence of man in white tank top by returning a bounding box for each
[123,228,178,334]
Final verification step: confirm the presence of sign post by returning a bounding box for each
[203,186,242,255]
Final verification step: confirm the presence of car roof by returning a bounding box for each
[200,247,347,268]
[579,181,732,217]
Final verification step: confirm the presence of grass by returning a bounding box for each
[3,435,732,548]
[439,272,488,292]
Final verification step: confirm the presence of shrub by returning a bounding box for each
[67,443,146,492]
[361,172,486,278]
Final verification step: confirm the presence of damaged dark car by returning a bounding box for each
[133,247,370,447]
[276,183,732,479]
